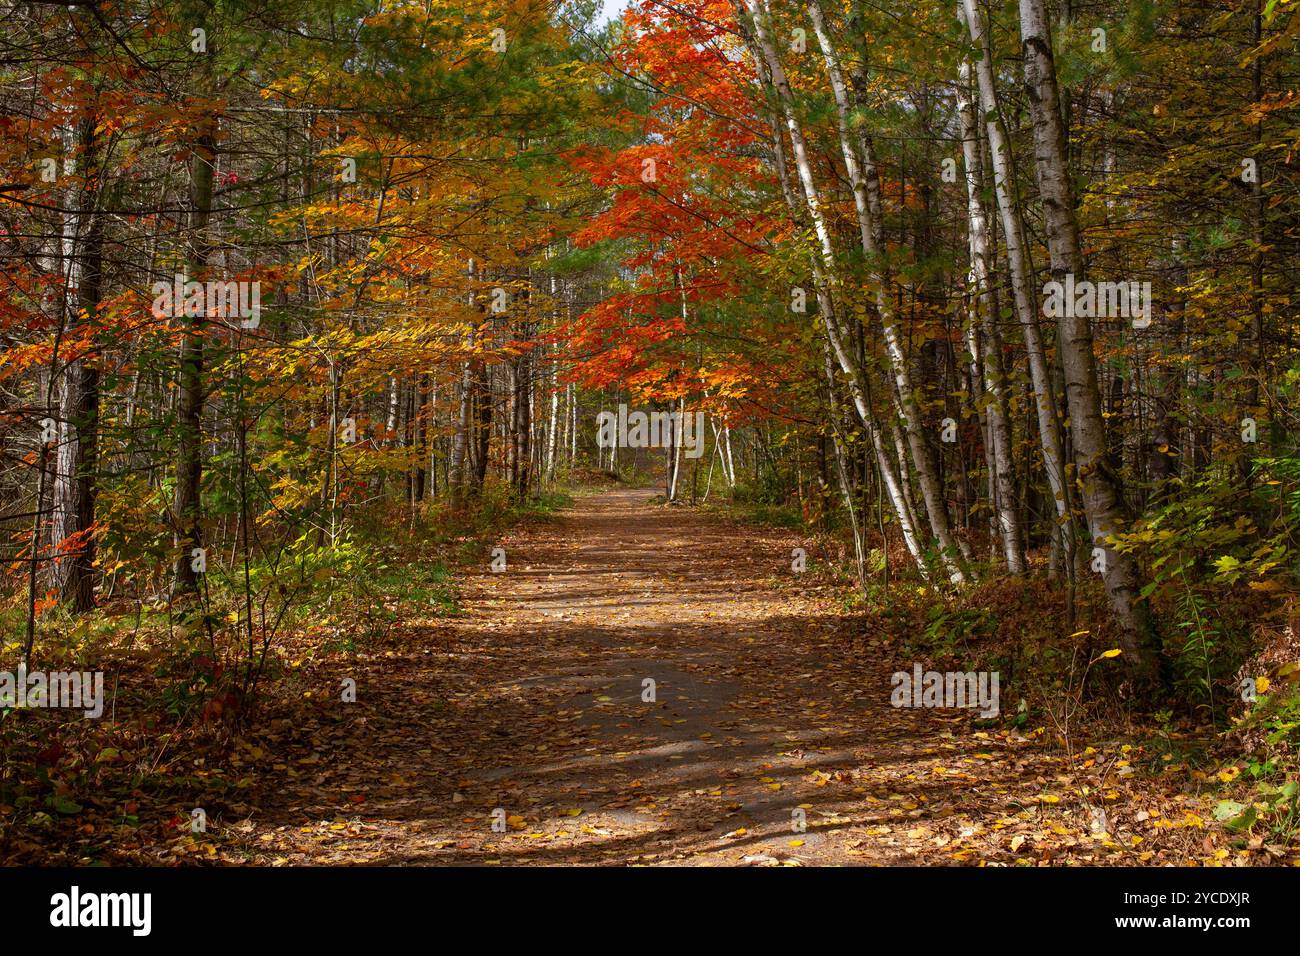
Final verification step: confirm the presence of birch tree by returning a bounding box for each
[1017,0,1156,673]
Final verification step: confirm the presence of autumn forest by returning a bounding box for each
[1,0,1298,891]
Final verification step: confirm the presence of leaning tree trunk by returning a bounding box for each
[807,0,968,582]
[739,0,946,579]
[1018,0,1157,676]
[959,0,1074,561]
[737,3,930,573]
[956,63,1026,574]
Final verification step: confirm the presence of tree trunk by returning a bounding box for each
[957,63,1026,574]
[52,113,102,613]
[739,0,943,579]
[1018,0,1156,674]
[805,0,968,582]
[959,0,1073,560]
[172,119,216,598]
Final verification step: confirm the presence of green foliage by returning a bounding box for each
[1219,666,1300,841]
[732,465,792,507]
[921,603,997,659]
[1114,456,1296,714]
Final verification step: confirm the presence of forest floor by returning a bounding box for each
[219,486,1253,866]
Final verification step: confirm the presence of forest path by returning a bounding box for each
[241,487,1190,866]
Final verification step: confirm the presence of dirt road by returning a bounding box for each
[243,488,1199,865]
